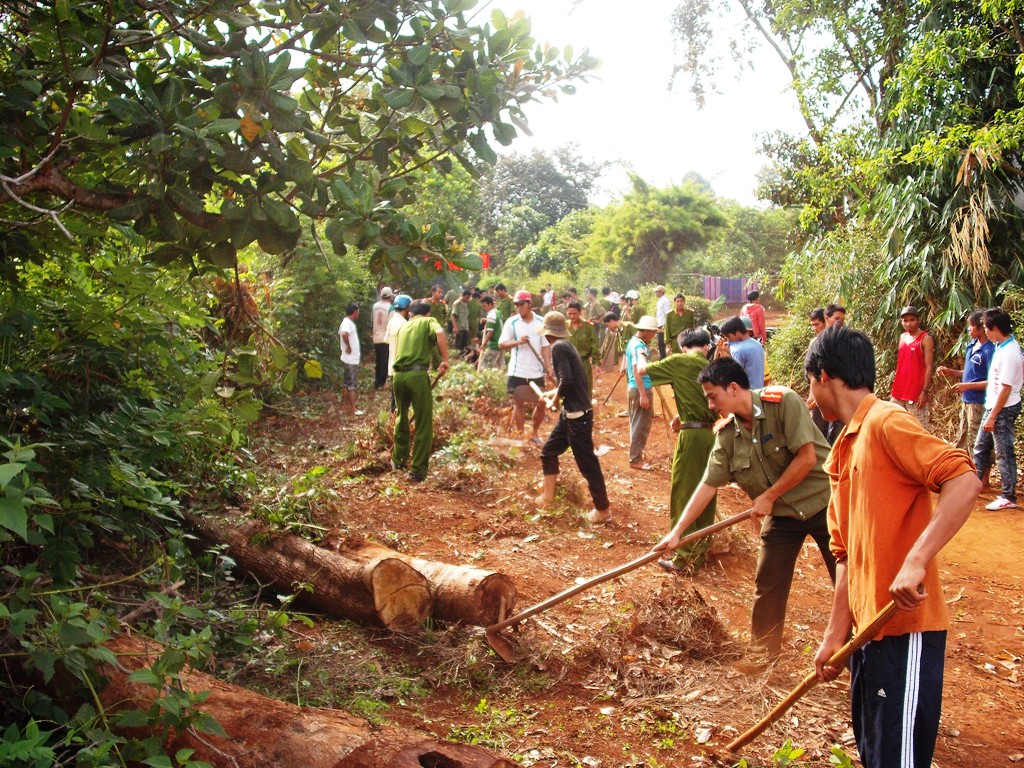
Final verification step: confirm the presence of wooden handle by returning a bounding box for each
[486,509,753,634]
[726,600,900,753]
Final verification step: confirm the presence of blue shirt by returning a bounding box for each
[625,335,652,390]
[963,336,994,404]
[729,337,765,389]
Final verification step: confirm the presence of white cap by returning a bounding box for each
[380,287,394,298]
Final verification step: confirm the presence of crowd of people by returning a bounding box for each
[339,282,1018,768]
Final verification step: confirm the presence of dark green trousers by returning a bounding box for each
[393,370,433,476]
[669,427,716,568]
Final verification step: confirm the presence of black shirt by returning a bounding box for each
[551,340,591,413]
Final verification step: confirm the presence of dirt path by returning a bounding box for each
[250,368,1024,767]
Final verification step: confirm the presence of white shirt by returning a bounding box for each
[371,300,392,344]
[986,335,1023,410]
[655,295,670,327]
[339,316,360,364]
[384,312,408,376]
[498,312,549,379]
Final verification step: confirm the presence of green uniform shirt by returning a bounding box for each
[568,320,598,363]
[451,297,469,331]
[428,299,447,327]
[665,309,696,353]
[468,298,482,337]
[587,300,605,324]
[497,296,514,322]
[646,351,716,422]
[616,321,637,354]
[394,316,443,368]
[702,387,832,520]
[483,309,504,350]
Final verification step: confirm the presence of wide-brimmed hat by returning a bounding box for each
[899,305,920,318]
[634,315,658,331]
[542,311,570,338]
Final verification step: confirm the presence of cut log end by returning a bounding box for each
[370,559,433,629]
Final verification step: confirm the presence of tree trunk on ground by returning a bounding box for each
[333,538,518,626]
[192,515,432,630]
[101,635,514,768]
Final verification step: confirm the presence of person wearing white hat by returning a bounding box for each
[372,286,395,389]
[626,315,659,470]
[498,290,554,444]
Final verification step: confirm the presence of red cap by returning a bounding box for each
[514,289,532,303]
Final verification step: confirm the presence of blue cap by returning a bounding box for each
[394,294,412,310]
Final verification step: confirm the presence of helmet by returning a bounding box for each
[625,289,640,300]
[394,294,412,310]
[514,289,533,303]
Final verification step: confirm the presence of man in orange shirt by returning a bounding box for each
[806,326,980,768]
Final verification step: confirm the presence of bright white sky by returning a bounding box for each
[488,0,809,205]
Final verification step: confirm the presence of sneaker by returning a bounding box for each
[985,496,1016,510]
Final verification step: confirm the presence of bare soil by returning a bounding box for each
[244,364,1024,767]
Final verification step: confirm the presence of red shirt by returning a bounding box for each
[741,302,766,343]
[891,330,930,401]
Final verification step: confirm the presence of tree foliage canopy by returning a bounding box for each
[584,174,729,284]
[0,0,596,280]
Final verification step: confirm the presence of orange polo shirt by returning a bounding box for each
[824,395,975,639]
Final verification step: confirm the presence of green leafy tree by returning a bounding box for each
[867,0,1024,323]
[0,0,596,280]
[477,145,604,264]
[510,208,595,276]
[678,202,801,280]
[583,174,729,284]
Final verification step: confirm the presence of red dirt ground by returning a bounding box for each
[248,360,1024,767]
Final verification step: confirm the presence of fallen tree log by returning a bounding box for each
[191,515,432,630]
[332,538,518,626]
[101,635,514,768]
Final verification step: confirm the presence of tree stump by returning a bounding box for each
[101,635,514,768]
[192,515,432,630]
[334,539,518,626]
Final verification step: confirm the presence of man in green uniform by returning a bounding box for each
[493,283,514,324]
[664,294,696,355]
[645,328,717,571]
[601,312,637,372]
[653,357,836,660]
[566,301,598,400]
[392,302,450,482]
[477,295,505,370]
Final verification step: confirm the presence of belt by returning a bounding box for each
[393,364,428,372]
[563,408,592,419]
[678,421,713,429]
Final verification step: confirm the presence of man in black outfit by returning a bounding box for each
[532,311,612,524]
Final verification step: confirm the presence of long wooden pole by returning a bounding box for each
[486,509,752,635]
[726,600,900,753]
